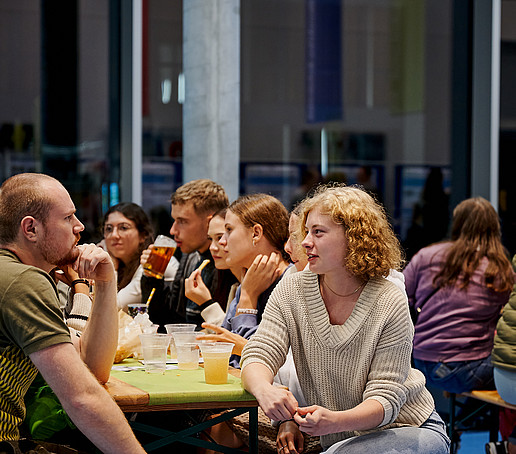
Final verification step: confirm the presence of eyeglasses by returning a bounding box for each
[103,223,135,237]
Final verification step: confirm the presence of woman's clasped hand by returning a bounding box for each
[277,420,304,454]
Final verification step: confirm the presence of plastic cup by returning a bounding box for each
[138,333,172,374]
[165,324,197,359]
[141,323,159,334]
[128,304,148,318]
[143,235,177,279]
[172,332,205,370]
[199,342,234,384]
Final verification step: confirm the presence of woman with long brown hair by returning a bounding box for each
[404,197,514,393]
[199,193,291,365]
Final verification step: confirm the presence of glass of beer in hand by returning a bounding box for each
[143,235,177,279]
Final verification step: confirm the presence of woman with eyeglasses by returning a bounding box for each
[101,202,179,311]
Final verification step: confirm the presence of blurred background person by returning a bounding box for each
[403,167,450,261]
[404,197,514,394]
[289,166,322,210]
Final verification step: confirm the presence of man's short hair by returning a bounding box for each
[0,173,57,244]
[171,179,228,216]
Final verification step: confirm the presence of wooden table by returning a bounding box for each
[448,390,516,454]
[105,361,259,453]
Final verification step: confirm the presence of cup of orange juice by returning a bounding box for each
[199,342,235,384]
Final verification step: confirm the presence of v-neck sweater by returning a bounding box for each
[241,269,435,449]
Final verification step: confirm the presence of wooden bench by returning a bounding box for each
[448,390,516,454]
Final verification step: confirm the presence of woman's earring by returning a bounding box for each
[252,239,256,247]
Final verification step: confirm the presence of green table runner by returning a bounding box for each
[110,360,255,406]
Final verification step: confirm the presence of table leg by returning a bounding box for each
[131,407,255,453]
[248,406,259,454]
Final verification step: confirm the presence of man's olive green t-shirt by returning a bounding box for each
[0,249,71,440]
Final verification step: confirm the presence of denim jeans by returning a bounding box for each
[322,410,450,454]
[413,356,495,394]
[494,366,516,443]
[494,366,516,405]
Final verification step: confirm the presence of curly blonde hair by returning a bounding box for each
[299,184,404,279]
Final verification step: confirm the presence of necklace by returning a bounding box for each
[322,276,365,298]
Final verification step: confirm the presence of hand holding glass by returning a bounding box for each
[143,235,177,279]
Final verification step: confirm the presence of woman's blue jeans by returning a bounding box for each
[413,356,495,394]
[322,410,450,454]
[494,366,516,443]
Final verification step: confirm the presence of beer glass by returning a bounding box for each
[143,235,177,279]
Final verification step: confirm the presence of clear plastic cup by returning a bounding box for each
[165,324,197,359]
[172,332,205,370]
[138,333,172,374]
[141,323,159,334]
[199,342,235,384]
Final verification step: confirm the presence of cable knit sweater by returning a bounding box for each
[241,270,435,449]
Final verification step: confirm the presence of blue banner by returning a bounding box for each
[305,0,343,123]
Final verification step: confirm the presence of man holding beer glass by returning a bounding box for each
[141,179,228,329]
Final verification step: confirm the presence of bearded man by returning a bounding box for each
[0,173,144,453]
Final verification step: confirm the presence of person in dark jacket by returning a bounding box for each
[140,179,228,329]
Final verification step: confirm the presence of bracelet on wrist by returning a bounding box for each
[278,418,297,427]
[71,278,90,289]
[236,308,258,315]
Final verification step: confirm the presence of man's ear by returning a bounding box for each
[20,216,39,242]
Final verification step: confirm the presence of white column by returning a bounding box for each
[120,0,142,205]
[182,0,240,202]
[471,0,500,207]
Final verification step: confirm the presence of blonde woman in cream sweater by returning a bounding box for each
[241,185,450,454]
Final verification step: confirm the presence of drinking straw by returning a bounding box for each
[146,288,156,306]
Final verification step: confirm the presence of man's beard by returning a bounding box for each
[54,247,80,268]
[41,233,81,267]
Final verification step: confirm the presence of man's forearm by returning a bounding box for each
[31,344,145,453]
[79,279,118,383]
[62,380,145,453]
